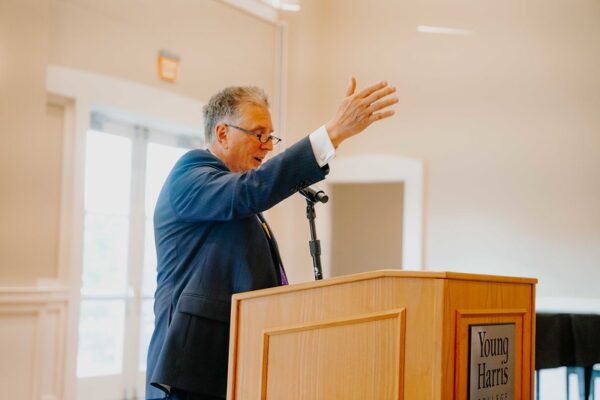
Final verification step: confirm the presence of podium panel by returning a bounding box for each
[261,309,405,400]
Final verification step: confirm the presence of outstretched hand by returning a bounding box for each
[325,77,398,148]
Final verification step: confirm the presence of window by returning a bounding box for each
[76,111,202,399]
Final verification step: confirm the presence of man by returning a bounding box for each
[146,78,397,399]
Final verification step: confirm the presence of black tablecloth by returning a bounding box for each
[536,313,600,396]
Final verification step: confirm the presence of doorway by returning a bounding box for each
[329,182,405,277]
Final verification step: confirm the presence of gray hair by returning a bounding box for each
[202,86,269,144]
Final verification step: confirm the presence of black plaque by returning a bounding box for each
[468,323,515,400]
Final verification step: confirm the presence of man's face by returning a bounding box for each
[221,102,274,173]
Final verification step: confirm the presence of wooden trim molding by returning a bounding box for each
[0,287,69,303]
[0,287,69,400]
[232,270,537,301]
[454,309,529,400]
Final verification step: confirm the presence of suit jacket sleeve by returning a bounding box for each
[168,136,328,221]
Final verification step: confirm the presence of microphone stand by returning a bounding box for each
[305,198,323,280]
[299,187,328,281]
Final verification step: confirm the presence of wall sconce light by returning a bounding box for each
[157,50,180,83]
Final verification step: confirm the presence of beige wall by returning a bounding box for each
[280,0,600,297]
[267,0,330,283]
[0,0,279,285]
[48,0,278,102]
[0,0,53,285]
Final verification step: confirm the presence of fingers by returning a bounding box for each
[366,96,399,114]
[345,76,357,96]
[363,85,396,106]
[368,110,395,124]
[326,78,397,145]
[355,80,389,99]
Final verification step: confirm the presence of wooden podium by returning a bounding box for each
[226,270,536,399]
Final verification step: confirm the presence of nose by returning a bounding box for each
[261,138,274,151]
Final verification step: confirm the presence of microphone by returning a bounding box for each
[299,186,329,203]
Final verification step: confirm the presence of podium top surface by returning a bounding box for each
[232,269,537,301]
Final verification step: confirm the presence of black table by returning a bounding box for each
[536,313,600,398]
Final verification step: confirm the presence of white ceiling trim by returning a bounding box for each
[220,0,278,23]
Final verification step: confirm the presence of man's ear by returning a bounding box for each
[215,123,229,149]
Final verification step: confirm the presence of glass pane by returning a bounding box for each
[538,367,567,399]
[142,218,157,297]
[143,142,187,297]
[138,299,155,370]
[77,300,126,377]
[145,143,187,217]
[82,213,129,294]
[85,129,132,215]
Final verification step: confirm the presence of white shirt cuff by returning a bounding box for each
[308,125,336,167]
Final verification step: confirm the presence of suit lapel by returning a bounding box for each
[257,213,288,285]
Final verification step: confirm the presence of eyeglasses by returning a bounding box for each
[225,123,282,145]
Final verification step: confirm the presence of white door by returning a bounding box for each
[76,112,201,399]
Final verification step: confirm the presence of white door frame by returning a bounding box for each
[316,154,425,277]
[46,65,205,400]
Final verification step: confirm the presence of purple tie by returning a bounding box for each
[278,264,288,285]
[257,214,288,286]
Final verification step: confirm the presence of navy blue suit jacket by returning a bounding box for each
[146,137,328,398]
